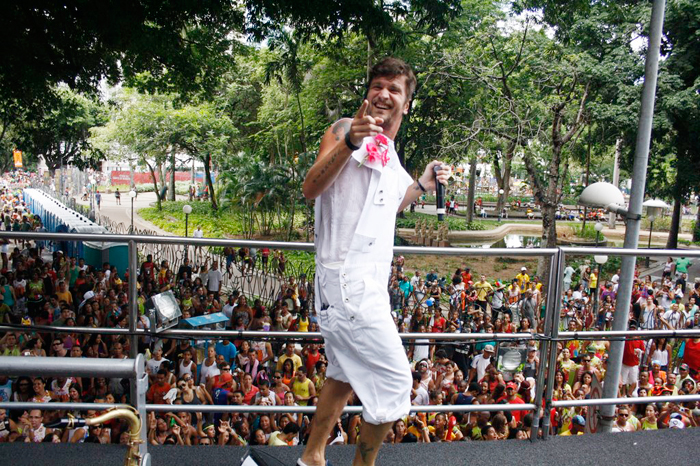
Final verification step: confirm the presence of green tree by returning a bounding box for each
[16,86,107,173]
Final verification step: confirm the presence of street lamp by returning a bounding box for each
[578,182,635,219]
[89,176,96,219]
[129,189,137,234]
[183,204,192,259]
[594,222,604,247]
[642,199,670,267]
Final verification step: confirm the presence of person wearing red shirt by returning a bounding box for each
[683,338,700,378]
[497,382,527,423]
[146,369,172,405]
[621,326,646,397]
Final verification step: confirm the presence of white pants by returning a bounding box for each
[620,364,639,385]
[317,263,412,425]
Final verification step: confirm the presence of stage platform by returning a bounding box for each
[2,428,697,465]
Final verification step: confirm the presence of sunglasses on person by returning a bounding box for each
[184,376,192,381]
[221,367,231,371]
[618,413,629,417]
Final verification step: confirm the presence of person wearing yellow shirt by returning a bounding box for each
[474,275,493,313]
[559,415,585,435]
[515,267,530,291]
[291,366,316,406]
[276,342,303,372]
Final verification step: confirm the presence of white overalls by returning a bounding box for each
[314,136,414,425]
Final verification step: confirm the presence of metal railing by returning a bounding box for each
[0,230,699,459]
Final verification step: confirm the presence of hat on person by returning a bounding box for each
[521,267,527,271]
[495,281,506,290]
[572,415,586,426]
[670,412,683,421]
[203,423,215,431]
[586,345,597,354]
[628,320,638,329]
[669,418,685,429]
[215,372,233,388]
[506,382,518,390]
[483,344,495,353]
[83,290,95,301]
[680,363,690,371]
[528,344,537,352]
[651,360,661,367]
[425,298,434,307]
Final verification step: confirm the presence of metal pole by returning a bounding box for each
[531,250,560,440]
[128,240,138,359]
[131,196,135,234]
[598,0,666,433]
[541,249,565,439]
[646,220,653,267]
[185,213,189,260]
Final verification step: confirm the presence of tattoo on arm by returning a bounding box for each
[358,441,375,462]
[311,148,340,185]
[331,120,351,141]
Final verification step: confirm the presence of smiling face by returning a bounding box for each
[366,75,411,138]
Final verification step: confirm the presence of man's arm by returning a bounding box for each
[398,162,451,212]
[303,100,384,200]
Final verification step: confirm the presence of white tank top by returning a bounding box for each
[315,155,370,266]
[179,359,194,378]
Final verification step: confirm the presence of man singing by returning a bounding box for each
[300,57,450,466]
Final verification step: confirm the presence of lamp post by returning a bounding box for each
[129,189,137,234]
[183,204,192,259]
[89,176,96,219]
[594,221,604,247]
[642,199,670,267]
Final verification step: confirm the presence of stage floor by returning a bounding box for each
[2,428,698,465]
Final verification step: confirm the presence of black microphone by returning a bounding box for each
[46,417,88,429]
[434,165,445,221]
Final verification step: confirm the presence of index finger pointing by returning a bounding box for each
[355,99,369,119]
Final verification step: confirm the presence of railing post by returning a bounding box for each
[133,353,149,459]
[541,249,565,439]
[128,240,139,360]
[531,249,561,440]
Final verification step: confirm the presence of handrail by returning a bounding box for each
[0,402,129,411]
[552,394,700,408]
[145,403,537,414]
[0,355,143,379]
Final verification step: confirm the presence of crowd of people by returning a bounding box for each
[0,185,699,448]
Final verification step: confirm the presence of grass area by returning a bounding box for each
[139,200,310,240]
[140,201,245,237]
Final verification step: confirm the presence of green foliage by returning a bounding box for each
[140,202,245,238]
[576,224,606,242]
[15,86,108,171]
[640,216,695,234]
[396,211,466,231]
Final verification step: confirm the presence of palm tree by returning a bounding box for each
[264,30,309,153]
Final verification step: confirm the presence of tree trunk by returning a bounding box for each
[203,153,218,211]
[146,161,161,211]
[467,155,477,224]
[666,197,681,249]
[494,141,514,214]
[295,93,307,153]
[169,150,176,201]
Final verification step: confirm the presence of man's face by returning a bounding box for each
[667,374,677,385]
[156,374,165,385]
[29,410,43,429]
[367,75,410,128]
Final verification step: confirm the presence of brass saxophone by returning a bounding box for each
[64,407,144,466]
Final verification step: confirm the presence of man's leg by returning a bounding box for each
[300,378,353,466]
[353,420,393,466]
